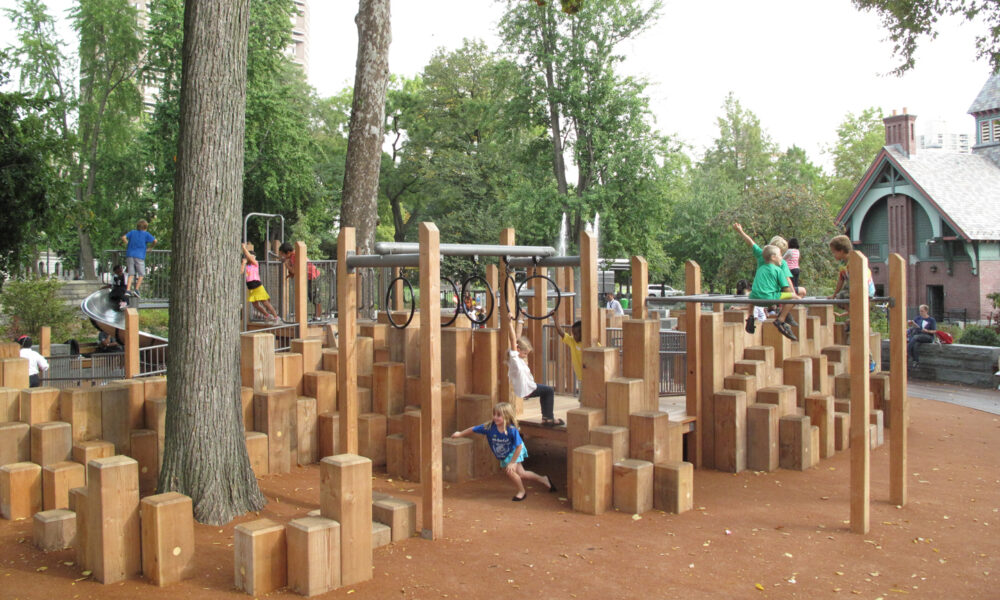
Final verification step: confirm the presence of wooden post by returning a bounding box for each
[101,385,133,455]
[653,462,693,514]
[0,462,41,519]
[292,338,323,373]
[580,231,598,347]
[580,347,616,409]
[849,251,871,534]
[499,228,516,407]
[484,264,499,329]
[606,377,642,427]
[612,458,653,515]
[240,332,276,391]
[630,256,648,320]
[713,390,747,473]
[69,486,89,568]
[140,492,195,586]
[0,422,30,466]
[253,387,296,474]
[244,431,268,476]
[338,228,359,454]
[319,455,372,586]
[571,445,612,515]
[294,241,308,337]
[31,422,72,467]
[746,403,779,472]
[125,308,139,379]
[40,326,51,357]
[42,461,85,511]
[419,223,443,540]
[888,253,908,506]
[296,397,318,466]
[442,437,473,483]
[304,370,337,415]
[684,261,702,467]
[87,455,140,584]
[33,509,75,551]
[471,329,499,402]
[700,311,724,468]
[234,519,287,595]
[622,318,659,412]
[21,387,60,424]
[59,388,102,442]
[392,266,404,312]
[805,393,835,459]
[286,517,340,596]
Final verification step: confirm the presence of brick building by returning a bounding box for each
[836,75,1000,322]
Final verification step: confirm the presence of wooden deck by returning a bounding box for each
[518,393,695,444]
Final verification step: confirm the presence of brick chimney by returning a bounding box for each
[883,108,917,157]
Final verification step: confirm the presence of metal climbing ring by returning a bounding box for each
[516,273,561,321]
[384,275,416,329]
[440,276,462,328]
[502,273,523,320]
[460,274,494,325]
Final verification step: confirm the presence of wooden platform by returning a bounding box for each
[518,394,695,445]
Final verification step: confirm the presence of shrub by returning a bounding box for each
[957,325,1000,347]
[0,276,78,342]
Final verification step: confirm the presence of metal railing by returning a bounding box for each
[103,249,171,303]
[43,352,125,388]
[139,343,168,377]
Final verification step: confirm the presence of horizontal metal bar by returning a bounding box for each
[345,253,421,269]
[506,255,581,268]
[375,242,557,258]
[645,294,895,307]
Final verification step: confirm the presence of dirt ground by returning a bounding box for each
[2,395,997,599]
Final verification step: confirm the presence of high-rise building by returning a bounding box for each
[917,118,971,153]
[289,0,310,76]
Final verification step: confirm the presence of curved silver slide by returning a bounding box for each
[80,288,168,347]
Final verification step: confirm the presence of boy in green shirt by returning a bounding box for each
[747,245,797,341]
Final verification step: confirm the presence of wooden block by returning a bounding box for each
[128,430,158,497]
[360,321,389,350]
[442,437,472,483]
[628,411,680,463]
[69,486,89,568]
[100,385,132,455]
[761,323,791,366]
[386,434,404,479]
[441,328,473,397]
[747,403,779,472]
[822,345,850,367]
[143,375,167,399]
[0,421,29,466]
[318,412,340,459]
[808,355,830,395]
[834,412,850,451]
[471,328,499,401]
[733,360,766,393]
[0,461,42,519]
[296,397,318,466]
[778,415,811,471]
[0,343,18,359]
[0,357,29,389]
[371,521,391,548]
[404,375,421,407]
[810,425,820,468]
[291,338,324,373]
[21,387,61,425]
[756,385,797,417]
[245,432,268,477]
[42,461,84,510]
[606,377,643,427]
[253,387,296,474]
[31,421,72,466]
[321,349,338,373]
[870,409,884,447]
[870,373,890,415]
[571,445,612,515]
[372,362,404,416]
[34,508,75,551]
[723,373,757,406]
[621,319,660,412]
[580,347,617,409]
[234,518,287,595]
[110,379,147,429]
[0,387,19,421]
[276,352,305,395]
[140,492,195,586]
[287,517,340,596]
[402,410,422,482]
[743,345,775,368]
[834,399,851,414]
[833,373,852,400]
[319,455,373,586]
[358,413,387,467]
[355,336,374,376]
[238,386,254,431]
[590,425,629,463]
[653,461,693,514]
[782,357,813,407]
[87,455,141,583]
[372,496,416,542]
[72,439,115,467]
[457,394,493,479]
[304,371,337,416]
[144,396,167,467]
[714,390,747,473]
[240,333,275,391]
[358,386,373,415]
[612,459,653,515]
[440,381,457,439]
[805,394,835,459]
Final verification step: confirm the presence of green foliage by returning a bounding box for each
[139,308,169,339]
[958,325,1000,347]
[0,277,77,341]
[987,291,1000,310]
[821,107,885,213]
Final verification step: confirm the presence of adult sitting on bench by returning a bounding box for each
[907,304,937,367]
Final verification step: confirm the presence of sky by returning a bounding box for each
[1,0,994,172]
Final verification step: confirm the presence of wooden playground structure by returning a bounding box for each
[0,222,911,595]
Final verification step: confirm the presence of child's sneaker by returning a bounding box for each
[785,314,798,327]
[774,319,798,341]
[745,315,756,334]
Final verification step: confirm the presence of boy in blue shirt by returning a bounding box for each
[121,219,156,296]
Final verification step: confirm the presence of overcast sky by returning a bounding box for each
[2,0,993,172]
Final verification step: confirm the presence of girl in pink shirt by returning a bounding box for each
[784,238,801,290]
[242,243,280,322]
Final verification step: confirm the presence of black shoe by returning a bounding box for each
[774,319,798,341]
[512,493,527,502]
[131,290,141,298]
[546,476,557,493]
[785,314,798,327]
[745,316,756,334]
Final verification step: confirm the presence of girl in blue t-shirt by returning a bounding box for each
[451,402,556,501]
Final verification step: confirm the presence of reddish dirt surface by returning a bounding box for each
[2,395,998,599]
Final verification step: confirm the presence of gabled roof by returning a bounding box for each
[968,74,1000,114]
[838,146,1000,241]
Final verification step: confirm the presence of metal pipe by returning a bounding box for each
[506,255,581,268]
[346,253,421,269]
[375,242,557,258]
[644,294,895,307]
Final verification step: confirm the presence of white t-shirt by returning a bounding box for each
[506,350,537,398]
[606,299,624,316]
[21,348,49,376]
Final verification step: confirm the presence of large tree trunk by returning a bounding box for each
[341,0,390,257]
[158,0,265,526]
[540,6,568,197]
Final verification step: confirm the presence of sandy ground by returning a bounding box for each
[2,395,998,599]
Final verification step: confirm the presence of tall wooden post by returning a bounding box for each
[295,241,308,338]
[684,261,702,468]
[630,257,648,320]
[529,266,548,377]
[392,267,403,312]
[418,223,443,539]
[849,251,871,534]
[125,308,140,379]
[888,253,908,506]
[337,229,358,454]
[580,231,598,348]
[40,327,51,357]
[486,264,499,330]
[499,229,515,406]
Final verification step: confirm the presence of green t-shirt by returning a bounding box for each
[749,262,786,300]
[753,243,794,286]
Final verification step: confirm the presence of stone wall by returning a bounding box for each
[881,339,1000,388]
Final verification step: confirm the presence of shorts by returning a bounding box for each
[749,290,793,302]
[307,278,319,305]
[248,285,271,303]
[500,445,528,468]
[126,256,146,277]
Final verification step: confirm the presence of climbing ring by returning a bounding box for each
[440,276,462,328]
[515,274,561,321]
[460,274,494,325]
[384,275,416,329]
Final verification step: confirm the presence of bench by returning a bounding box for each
[881,340,1000,388]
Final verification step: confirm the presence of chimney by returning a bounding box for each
[883,108,917,157]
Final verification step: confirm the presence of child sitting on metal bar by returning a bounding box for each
[746,245,798,341]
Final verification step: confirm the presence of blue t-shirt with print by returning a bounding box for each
[472,422,523,460]
[125,230,156,259]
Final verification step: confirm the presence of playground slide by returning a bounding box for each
[80,288,168,348]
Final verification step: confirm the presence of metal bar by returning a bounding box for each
[374,242,557,258]
[645,294,896,307]
[345,253,421,269]
[506,255,580,268]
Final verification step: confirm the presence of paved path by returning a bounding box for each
[907,379,1000,415]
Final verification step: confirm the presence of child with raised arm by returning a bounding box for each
[505,316,563,427]
[242,243,280,322]
[747,245,798,341]
[550,316,584,381]
[452,402,555,501]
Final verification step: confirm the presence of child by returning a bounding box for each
[242,243,281,322]
[505,316,563,427]
[747,245,797,341]
[451,402,555,501]
[16,335,48,388]
[828,235,875,299]
[784,238,801,290]
[279,242,322,319]
[550,316,584,381]
[121,219,156,296]
[735,279,768,325]
[105,264,128,311]
[733,222,805,301]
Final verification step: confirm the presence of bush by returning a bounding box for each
[0,277,78,342]
[957,325,1000,347]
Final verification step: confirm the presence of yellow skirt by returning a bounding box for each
[248,285,270,303]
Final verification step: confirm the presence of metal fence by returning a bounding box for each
[139,343,168,377]
[103,249,171,303]
[43,352,125,388]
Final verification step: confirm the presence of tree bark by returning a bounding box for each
[158,0,265,526]
[341,0,390,257]
[540,6,568,197]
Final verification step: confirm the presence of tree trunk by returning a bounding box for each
[341,0,390,258]
[540,7,568,197]
[158,0,265,526]
[77,227,97,280]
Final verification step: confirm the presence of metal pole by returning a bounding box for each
[506,255,581,268]
[374,242,557,258]
[644,294,894,307]
[345,253,421,270]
